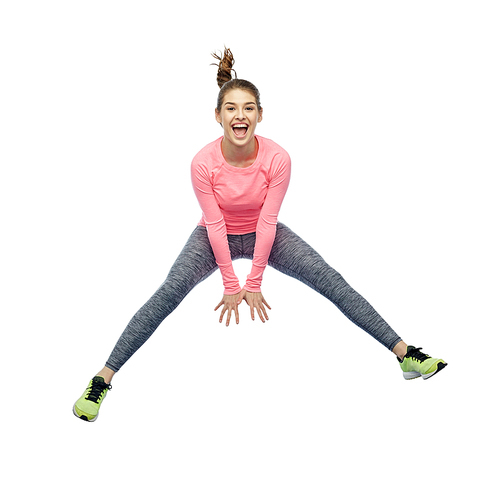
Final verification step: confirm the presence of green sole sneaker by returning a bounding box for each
[399,346,447,380]
[73,376,112,422]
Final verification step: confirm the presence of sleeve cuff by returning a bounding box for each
[223,285,242,296]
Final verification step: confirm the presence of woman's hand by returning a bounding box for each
[215,293,242,326]
[238,290,271,323]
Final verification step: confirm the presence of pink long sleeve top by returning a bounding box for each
[191,135,291,295]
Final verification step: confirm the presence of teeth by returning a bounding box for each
[233,124,247,128]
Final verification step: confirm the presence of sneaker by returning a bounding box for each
[398,346,447,380]
[73,376,112,422]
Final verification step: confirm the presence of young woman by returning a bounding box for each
[73,48,447,422]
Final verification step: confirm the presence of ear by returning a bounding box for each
[258,107,263,123]
[215,108,222,124]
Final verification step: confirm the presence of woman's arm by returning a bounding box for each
[191,160,241,296]
[243,151,291,292]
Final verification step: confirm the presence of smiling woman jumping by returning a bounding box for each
[73,48,447,422]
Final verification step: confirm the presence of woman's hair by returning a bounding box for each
[211,47,262,112]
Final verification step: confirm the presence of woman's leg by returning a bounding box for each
[267,223,403,351]
[103,226,219,375]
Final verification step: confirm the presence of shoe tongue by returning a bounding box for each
[93,376,106,384]
[400,346,417,361]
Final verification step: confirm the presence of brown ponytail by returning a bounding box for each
[211,47,262,113]
[211,47,237,89]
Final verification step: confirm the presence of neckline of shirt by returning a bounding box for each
[217,135,262,172]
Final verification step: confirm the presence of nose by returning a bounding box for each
[236,107,246,120]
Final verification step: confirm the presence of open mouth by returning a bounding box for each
[232,124,248,138]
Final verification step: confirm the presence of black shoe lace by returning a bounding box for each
[405,347,430,363]
[86,378,112,403]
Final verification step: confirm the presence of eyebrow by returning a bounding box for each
[224,102,256,106]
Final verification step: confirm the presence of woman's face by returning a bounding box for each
[215,89,263,148]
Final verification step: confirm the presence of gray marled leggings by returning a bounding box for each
[105,223,402,372]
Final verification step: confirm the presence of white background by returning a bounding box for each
[1,1,498,498]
